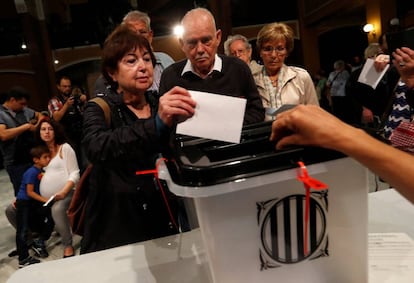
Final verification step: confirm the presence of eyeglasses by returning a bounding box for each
[184,36,213,49]
[261,46,286,55]
[230,49,247,56]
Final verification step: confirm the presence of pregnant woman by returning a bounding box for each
[37,119,80,258]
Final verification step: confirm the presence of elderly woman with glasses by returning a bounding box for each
[253,22,319,121]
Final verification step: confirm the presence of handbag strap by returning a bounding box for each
[89,97,111,127]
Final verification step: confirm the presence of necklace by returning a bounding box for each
[268,72,279,86]
[262,67,285,112]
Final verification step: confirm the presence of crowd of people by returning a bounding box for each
[2,6,414,269]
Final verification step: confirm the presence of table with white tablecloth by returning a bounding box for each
[7,189,414,283]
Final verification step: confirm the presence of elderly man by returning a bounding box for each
[159,8,264,125]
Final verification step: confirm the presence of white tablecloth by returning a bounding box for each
[7,189,414,283]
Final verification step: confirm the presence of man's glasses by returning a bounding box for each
[231,49,247,56]
[184,36,213,49]
[261,46,286,55]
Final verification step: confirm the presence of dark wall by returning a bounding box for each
[319,26,369,73]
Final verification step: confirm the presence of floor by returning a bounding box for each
[0,167,390,283]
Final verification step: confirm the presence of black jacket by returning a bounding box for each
[80,88,178,253]
[346,64,400,119]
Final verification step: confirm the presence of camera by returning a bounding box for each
[70,87,83,105]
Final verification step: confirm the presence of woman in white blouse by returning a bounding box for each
[253,22,319,121]
[36,119,80,258]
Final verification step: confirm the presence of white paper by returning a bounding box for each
[43,195,55,207]
[176,90,246,143]
[357,58,390,89]
[369,232,414,283]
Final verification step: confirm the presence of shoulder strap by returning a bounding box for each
[329,71,342,84]
[89,97,111,127]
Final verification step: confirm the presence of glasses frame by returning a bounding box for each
[261,46,287,55]
[230,49,248,56]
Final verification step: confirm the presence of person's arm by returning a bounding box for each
[270,104,414,204]
[0,123,32,141]
[302,71,320,105]
[82,90,195,164]
[54,143,79,200]
[49,97,74,122]
[27,183,49,203]
[54,180,75,201]
[361,106,374,123]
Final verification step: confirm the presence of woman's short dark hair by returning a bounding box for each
[101,25,156,89]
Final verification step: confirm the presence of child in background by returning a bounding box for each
[15,145,53,268]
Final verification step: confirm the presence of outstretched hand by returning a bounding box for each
[270,105,355,151]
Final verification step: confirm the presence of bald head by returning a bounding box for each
[179,8,221,77]
[181,8,217,35]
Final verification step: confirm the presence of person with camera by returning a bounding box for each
[48,76,87,170]
[0,86,41,196]
[1,86,47,259]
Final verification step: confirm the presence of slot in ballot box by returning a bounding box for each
[159,121,369,283]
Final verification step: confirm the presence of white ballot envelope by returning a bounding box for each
[176,90,246,143]
[357,58,390,89]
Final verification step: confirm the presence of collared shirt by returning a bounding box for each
[149,52,174,93]
[181,54,222,78]
[159,54,265,125]
[48,95,65,115]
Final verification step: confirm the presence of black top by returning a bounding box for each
[159,54,265,125]
[346,64,400,118]
[80,88,179,254]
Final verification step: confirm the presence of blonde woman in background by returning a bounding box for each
[253,22,318,121]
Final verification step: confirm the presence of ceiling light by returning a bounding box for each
[173,25,184,37]
[363,24,374,33]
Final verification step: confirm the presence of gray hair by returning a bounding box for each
[333,60,346,70]
[122,10,151,30]
[224,34,252,56]
[364,43,382,59]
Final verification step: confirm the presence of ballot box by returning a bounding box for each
[159,121,369,283]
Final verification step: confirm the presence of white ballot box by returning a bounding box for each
[160,121,369,283]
